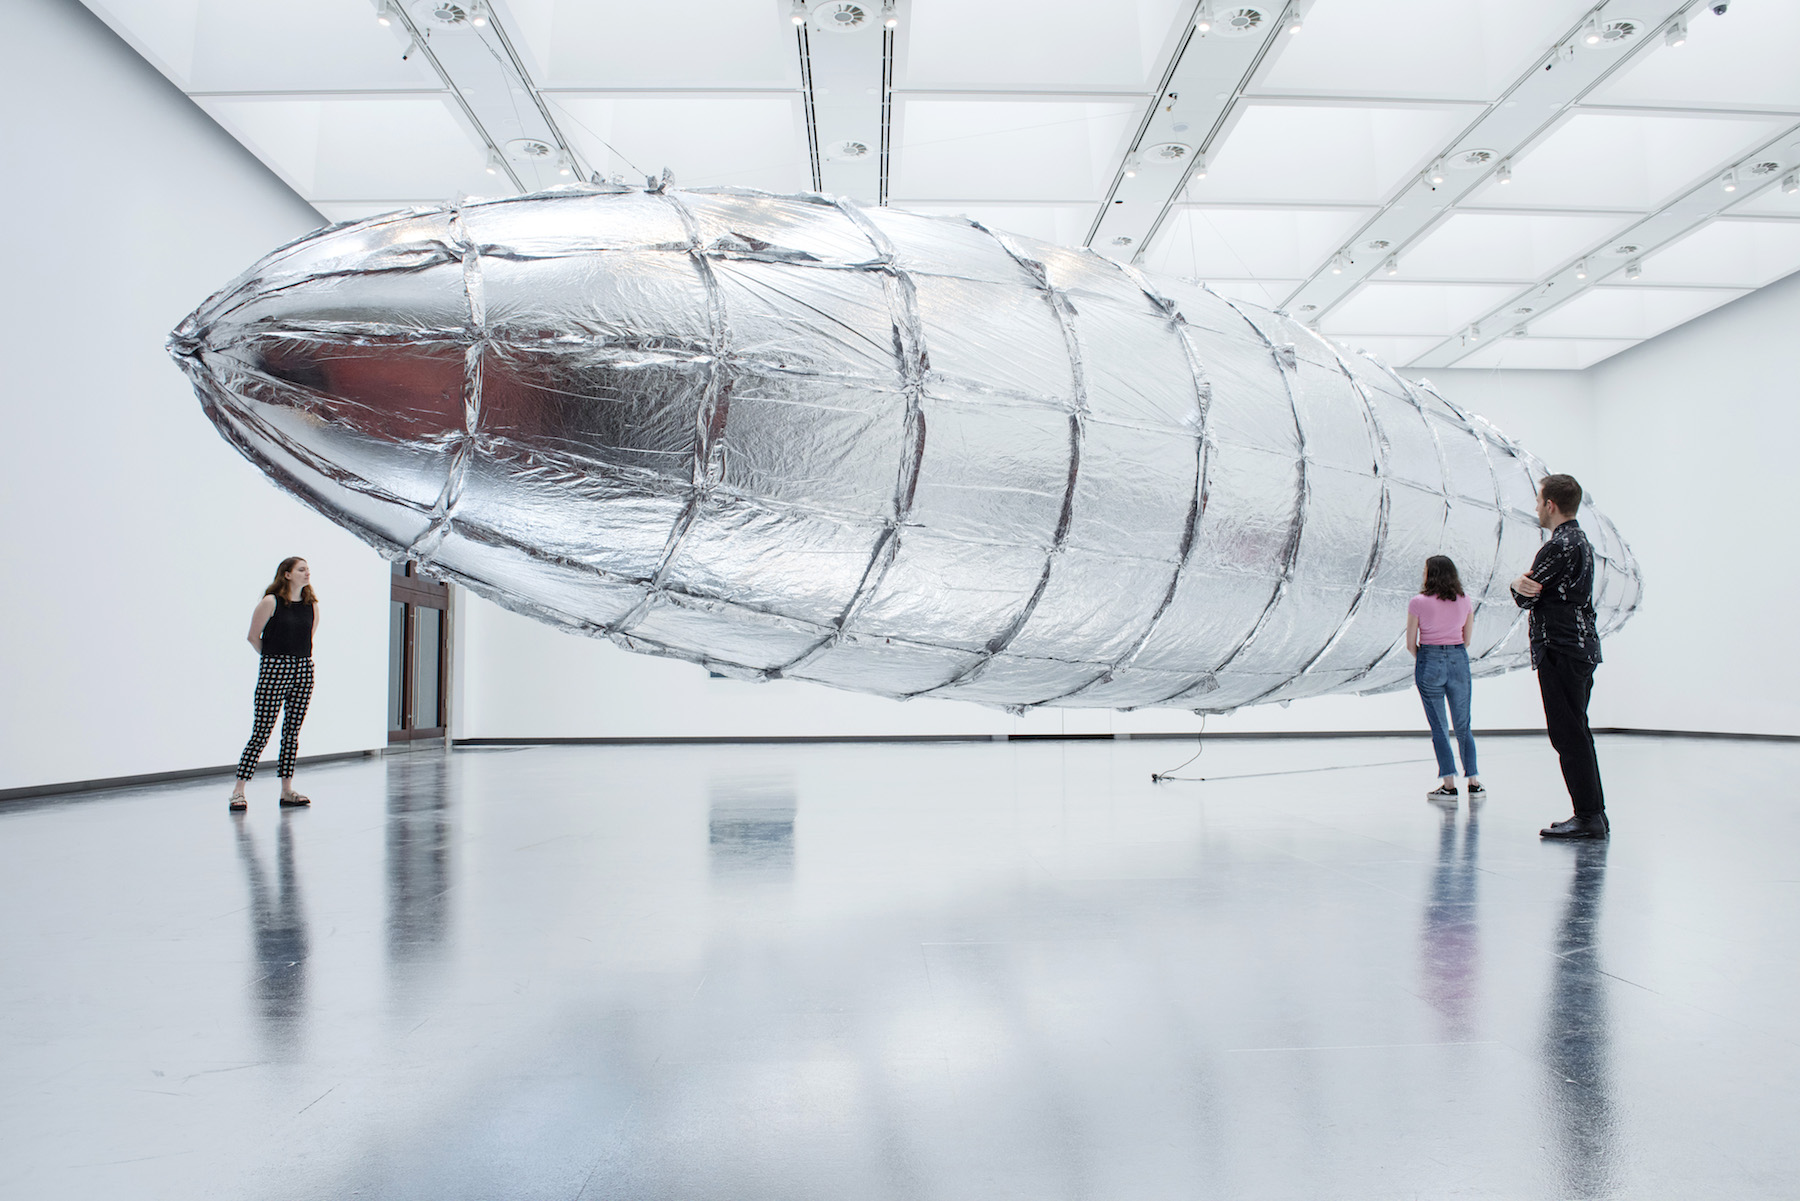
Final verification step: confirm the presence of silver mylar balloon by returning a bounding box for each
[170,185,1639,713]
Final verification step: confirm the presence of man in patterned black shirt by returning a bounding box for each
[1511,473,1607,840]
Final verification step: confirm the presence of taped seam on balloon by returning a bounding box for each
[1259,331,1397,699]
[775,197,929,679]
[912,226,1091,701]
[630,190,733,626]
[403,204,483,562]
[1188,298,1310,690]
[1038,262,1213,708]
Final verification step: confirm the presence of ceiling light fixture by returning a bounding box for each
[1329,251,1348,275]
[469,0,487,26]
[1784,172,1799,195]
[1496,158,1512,185]
[790,0,808,25]
[485,150,501,175]
[1285,0,1309,35]
[1195,1,1213,33]
[1721,169,1738,192]
[1625,260,1642,280]
[883,0,897,28]
[1190,154,1208,181]
[1428,159,1446,186]
[1583,15,1603,45]
[556,152,573,177]
[375,0,394,25]
[1383,256,1398,276]
[1665,16,1687,45]
[1123,154,1142,179]
[1574,259,1588,280]
[1466,324,1481,343]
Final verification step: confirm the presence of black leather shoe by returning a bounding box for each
[1540,816,1608,840]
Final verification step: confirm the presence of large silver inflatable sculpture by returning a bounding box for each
[171,185,1639,712]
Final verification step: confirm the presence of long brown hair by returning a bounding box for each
[263,556,319,605]
[1422,555,1464,602]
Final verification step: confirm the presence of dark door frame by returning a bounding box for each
[390,563,449,744]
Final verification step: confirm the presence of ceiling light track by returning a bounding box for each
[382,3,525,193]
[1279,0,1690,329]
[878,24,896,205]
[1413,117,1800,368]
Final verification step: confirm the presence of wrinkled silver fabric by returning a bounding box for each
[169,186,1641,712]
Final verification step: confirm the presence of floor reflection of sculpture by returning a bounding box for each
[1542,841,1616,1199]
[232,813,310,1057]
[708,776,796,880]
[1419,803,1480,1040]
[385,754,454,978]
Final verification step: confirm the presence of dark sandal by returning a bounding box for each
[279,793,312,808]
[229,794,248,812]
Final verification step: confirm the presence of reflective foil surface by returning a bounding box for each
[169,186,1640,712]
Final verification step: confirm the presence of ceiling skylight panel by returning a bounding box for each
[892,99,1139,202]
[1397,212,1631,281]
[1321,334,1442,366]
[903,0,1187,90]
[1455,337,1639,370]
[183,0,437,92]
[1637,220,1800,288]
[1527,285,1749,339]
[1588,0,1800,113]
[1460,111,1792,211]
[1193,104,1470,205]
[521,0,796,88]
[551,97,809,194]
[902,204,1101,246]
[1142,207,1370,279]
[1320,281,1519,336]
[1255,0,1592,101]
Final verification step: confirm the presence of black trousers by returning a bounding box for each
[1536,649,1605,820]
[236,656,314,781]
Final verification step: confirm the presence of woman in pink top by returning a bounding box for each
[1407,555,1483,803]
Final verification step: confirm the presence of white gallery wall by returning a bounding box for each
[0,0,390,793]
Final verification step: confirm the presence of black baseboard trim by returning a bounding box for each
[0,748,386,805]
[7,727,1793,804]
[454,727,1799,748]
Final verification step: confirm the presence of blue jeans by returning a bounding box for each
[1415,644,1477,779]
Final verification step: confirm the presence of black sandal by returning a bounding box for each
[229,794,247,812]
[279,792,311,808]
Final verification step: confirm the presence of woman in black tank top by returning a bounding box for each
[229,557,321,811]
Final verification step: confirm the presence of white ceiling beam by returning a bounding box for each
[1087,0,1298,260]
[1280,2,1693,328]
[1412,121,1800,367]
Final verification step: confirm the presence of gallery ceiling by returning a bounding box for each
[84,0,1800,370]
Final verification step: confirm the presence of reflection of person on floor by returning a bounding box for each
[233,814,310,1054]
[1542,841,1614,1198]
[1510,475,1607,840]
[1407,555,1483,803]
[1419,802,1480,1041]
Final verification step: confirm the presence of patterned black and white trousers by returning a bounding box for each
[236,655,314,780]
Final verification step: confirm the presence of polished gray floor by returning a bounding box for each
[3,735,1797,1200]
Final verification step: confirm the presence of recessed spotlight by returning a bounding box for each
[1574,259,1588,280]
[1383,256,1398,276]
[1625,260,1643,280]
[1665,16,1687,46]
